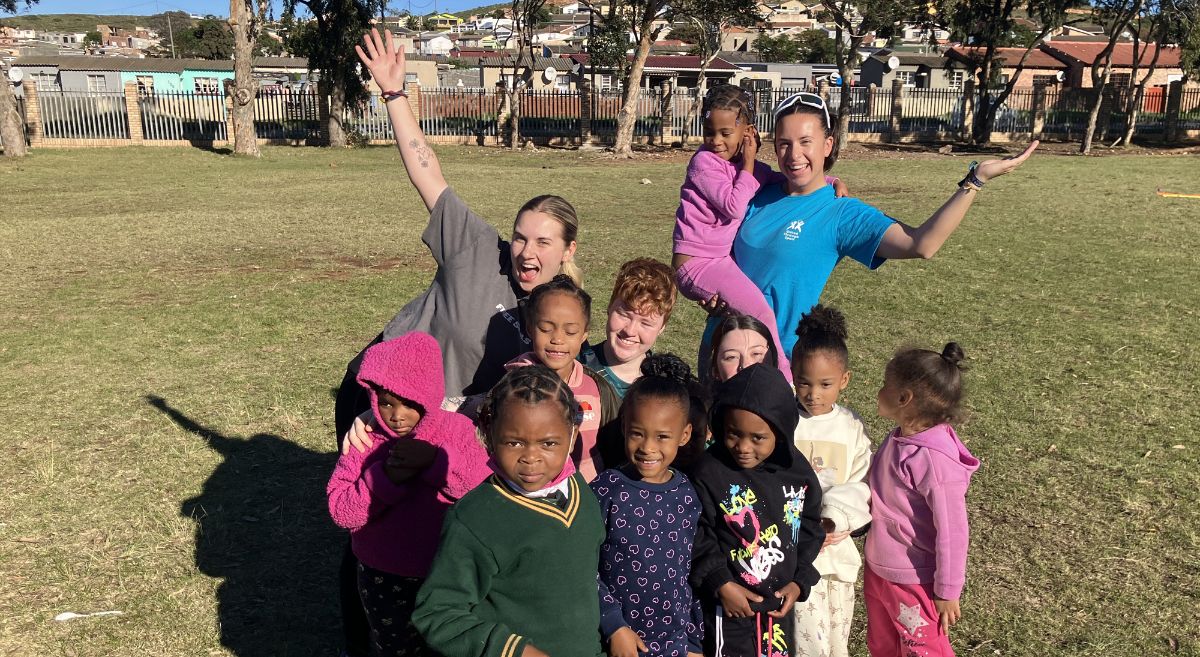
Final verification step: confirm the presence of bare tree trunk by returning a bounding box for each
[1081,82,1108,154]
[228,0,261,156]
[0,72,27,157]
[614,28,654,157]
[1119,30,1162,147]
[834,33,863,153]
[328,81,348,147]
[510,86,522,150]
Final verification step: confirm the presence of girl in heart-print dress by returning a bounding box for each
[688,365,825,657]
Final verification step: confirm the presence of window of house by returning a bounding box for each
[555,74,571,91]
[194,77,220,94]
[405,72,420,85]
[948,70,965,89]
[33,72,60,91]
[136,75,155,95]
[598,74,614,90]
[86,75,108,92]
[1109,72,1131,87]
[896,70,914,87]
[1032,74,1058,87]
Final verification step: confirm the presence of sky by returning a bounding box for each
[9,0,484,18]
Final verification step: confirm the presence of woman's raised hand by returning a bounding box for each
[975,140,1039,183]
[355,27,407,93]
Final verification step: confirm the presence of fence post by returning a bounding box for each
[888,78,904,143]
[658,79,672,145]
[579,77,592,143]
[1031,85,1046,141]
[960,79,974,143]
[408,83,421,122]
[21,80,42,146]
[223,86,236,146]
[124,81,143,144]
[1164,80,1183,144]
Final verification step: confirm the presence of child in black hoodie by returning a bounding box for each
[689,364,824,657]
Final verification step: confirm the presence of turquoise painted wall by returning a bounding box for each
[119,71,185,92]
[181,69,235,93]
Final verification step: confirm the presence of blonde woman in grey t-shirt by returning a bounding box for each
[335,28,586,441]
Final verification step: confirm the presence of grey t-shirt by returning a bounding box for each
[381,188,530,399]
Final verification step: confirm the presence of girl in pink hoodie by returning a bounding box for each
[865,343,979,657]
[327,331,491,657]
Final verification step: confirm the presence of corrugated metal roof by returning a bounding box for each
[947,46,1066,69]
[12,55,310,72]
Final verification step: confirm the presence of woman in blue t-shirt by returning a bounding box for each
[702,92,1037,363]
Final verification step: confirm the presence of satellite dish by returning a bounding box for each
[1055,70,1065,82]
[457,78,465,87]
[571,61,583,75]
[830,72,842,86]
[543,65,558,82]
[886,56,900,71]
[8,66,23,83]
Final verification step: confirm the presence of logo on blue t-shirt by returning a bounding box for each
[784,220,805,241]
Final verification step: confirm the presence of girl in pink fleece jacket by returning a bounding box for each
[865,342,979,657]
[327,331,491,657]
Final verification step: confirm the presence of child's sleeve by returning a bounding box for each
[688,475,735,598]
[820,419,872,532]
[791,463,826,592]
[908,451,972,600]
[592,484,628,640]
[438,417,492,502]
[687,151,763,224]
[687,591,704,653]
[412,512,528,657]
[326,445,413,531]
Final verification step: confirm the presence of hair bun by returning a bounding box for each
[641,353,693,386]
[940,342,966,369]
[795,304,848,341]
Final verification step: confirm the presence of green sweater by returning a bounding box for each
[413,473,606,657]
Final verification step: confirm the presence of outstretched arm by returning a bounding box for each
[356,28,448,211]
[876,141,1038,260]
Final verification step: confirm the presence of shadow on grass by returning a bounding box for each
[147,395,343,657]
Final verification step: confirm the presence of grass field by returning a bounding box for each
[1,144,1197,657]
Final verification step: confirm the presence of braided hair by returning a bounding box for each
[478,363,582,443]
[703,84,756,127]
[521,274,593,331]
[621,353,709,472]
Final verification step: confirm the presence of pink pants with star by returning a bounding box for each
[863,565,955,657]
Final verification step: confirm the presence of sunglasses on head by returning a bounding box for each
[773,92,830,129]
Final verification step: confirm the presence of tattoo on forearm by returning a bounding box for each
[408,138,432,168]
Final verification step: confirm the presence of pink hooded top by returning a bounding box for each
[865,423,980,600]
[327,331,491,577]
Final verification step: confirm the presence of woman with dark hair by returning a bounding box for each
[702,93,1037,363]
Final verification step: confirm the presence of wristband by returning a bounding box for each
[381,89,408,102]
[958,161,984,191]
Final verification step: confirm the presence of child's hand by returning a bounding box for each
[342,412,377,454]
[698,293,731,318]
[830,176,850,197]
[934,597,961,634]
[973,140,1038,183]
[741,129,759,165]
[521,645,551,657]
[608,627,647,657]
[390,439,438,470]
[355,28,408,93]
[767,582,802,618]
[821,529,851,550]
[718,581,763,618]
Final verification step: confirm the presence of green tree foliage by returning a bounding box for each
[667,21,705,43]
[175,16,234,59]
[256,31,284,56]
[83,29,101,46]
[0,0,32,12]
[145,11,193,38]
[794,28,836,63]
[752,32,801,62]
[588,14,632,74]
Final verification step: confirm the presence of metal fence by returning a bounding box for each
[20,84,1200,145]
[39,91,129,140]
[139,91,227,141]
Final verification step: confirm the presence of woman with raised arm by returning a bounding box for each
[335,28,585,437]
[334,29,583,657]
[699,93,1037,371]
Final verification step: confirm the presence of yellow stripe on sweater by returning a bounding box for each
[501,634,523,657]
[490,476,580,527]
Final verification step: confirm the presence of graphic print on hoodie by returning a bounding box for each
[689,365,826,657]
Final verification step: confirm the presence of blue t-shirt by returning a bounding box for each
[704,183,895,358]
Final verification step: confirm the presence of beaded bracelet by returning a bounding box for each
[381,89,408,102]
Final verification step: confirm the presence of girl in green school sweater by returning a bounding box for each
[412,364,606,657]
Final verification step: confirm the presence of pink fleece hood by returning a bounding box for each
[891,423,980,474]
[357,331,446,439]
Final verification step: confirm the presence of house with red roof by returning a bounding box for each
[946,46,1071,89]
[1039,41,1186,89]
